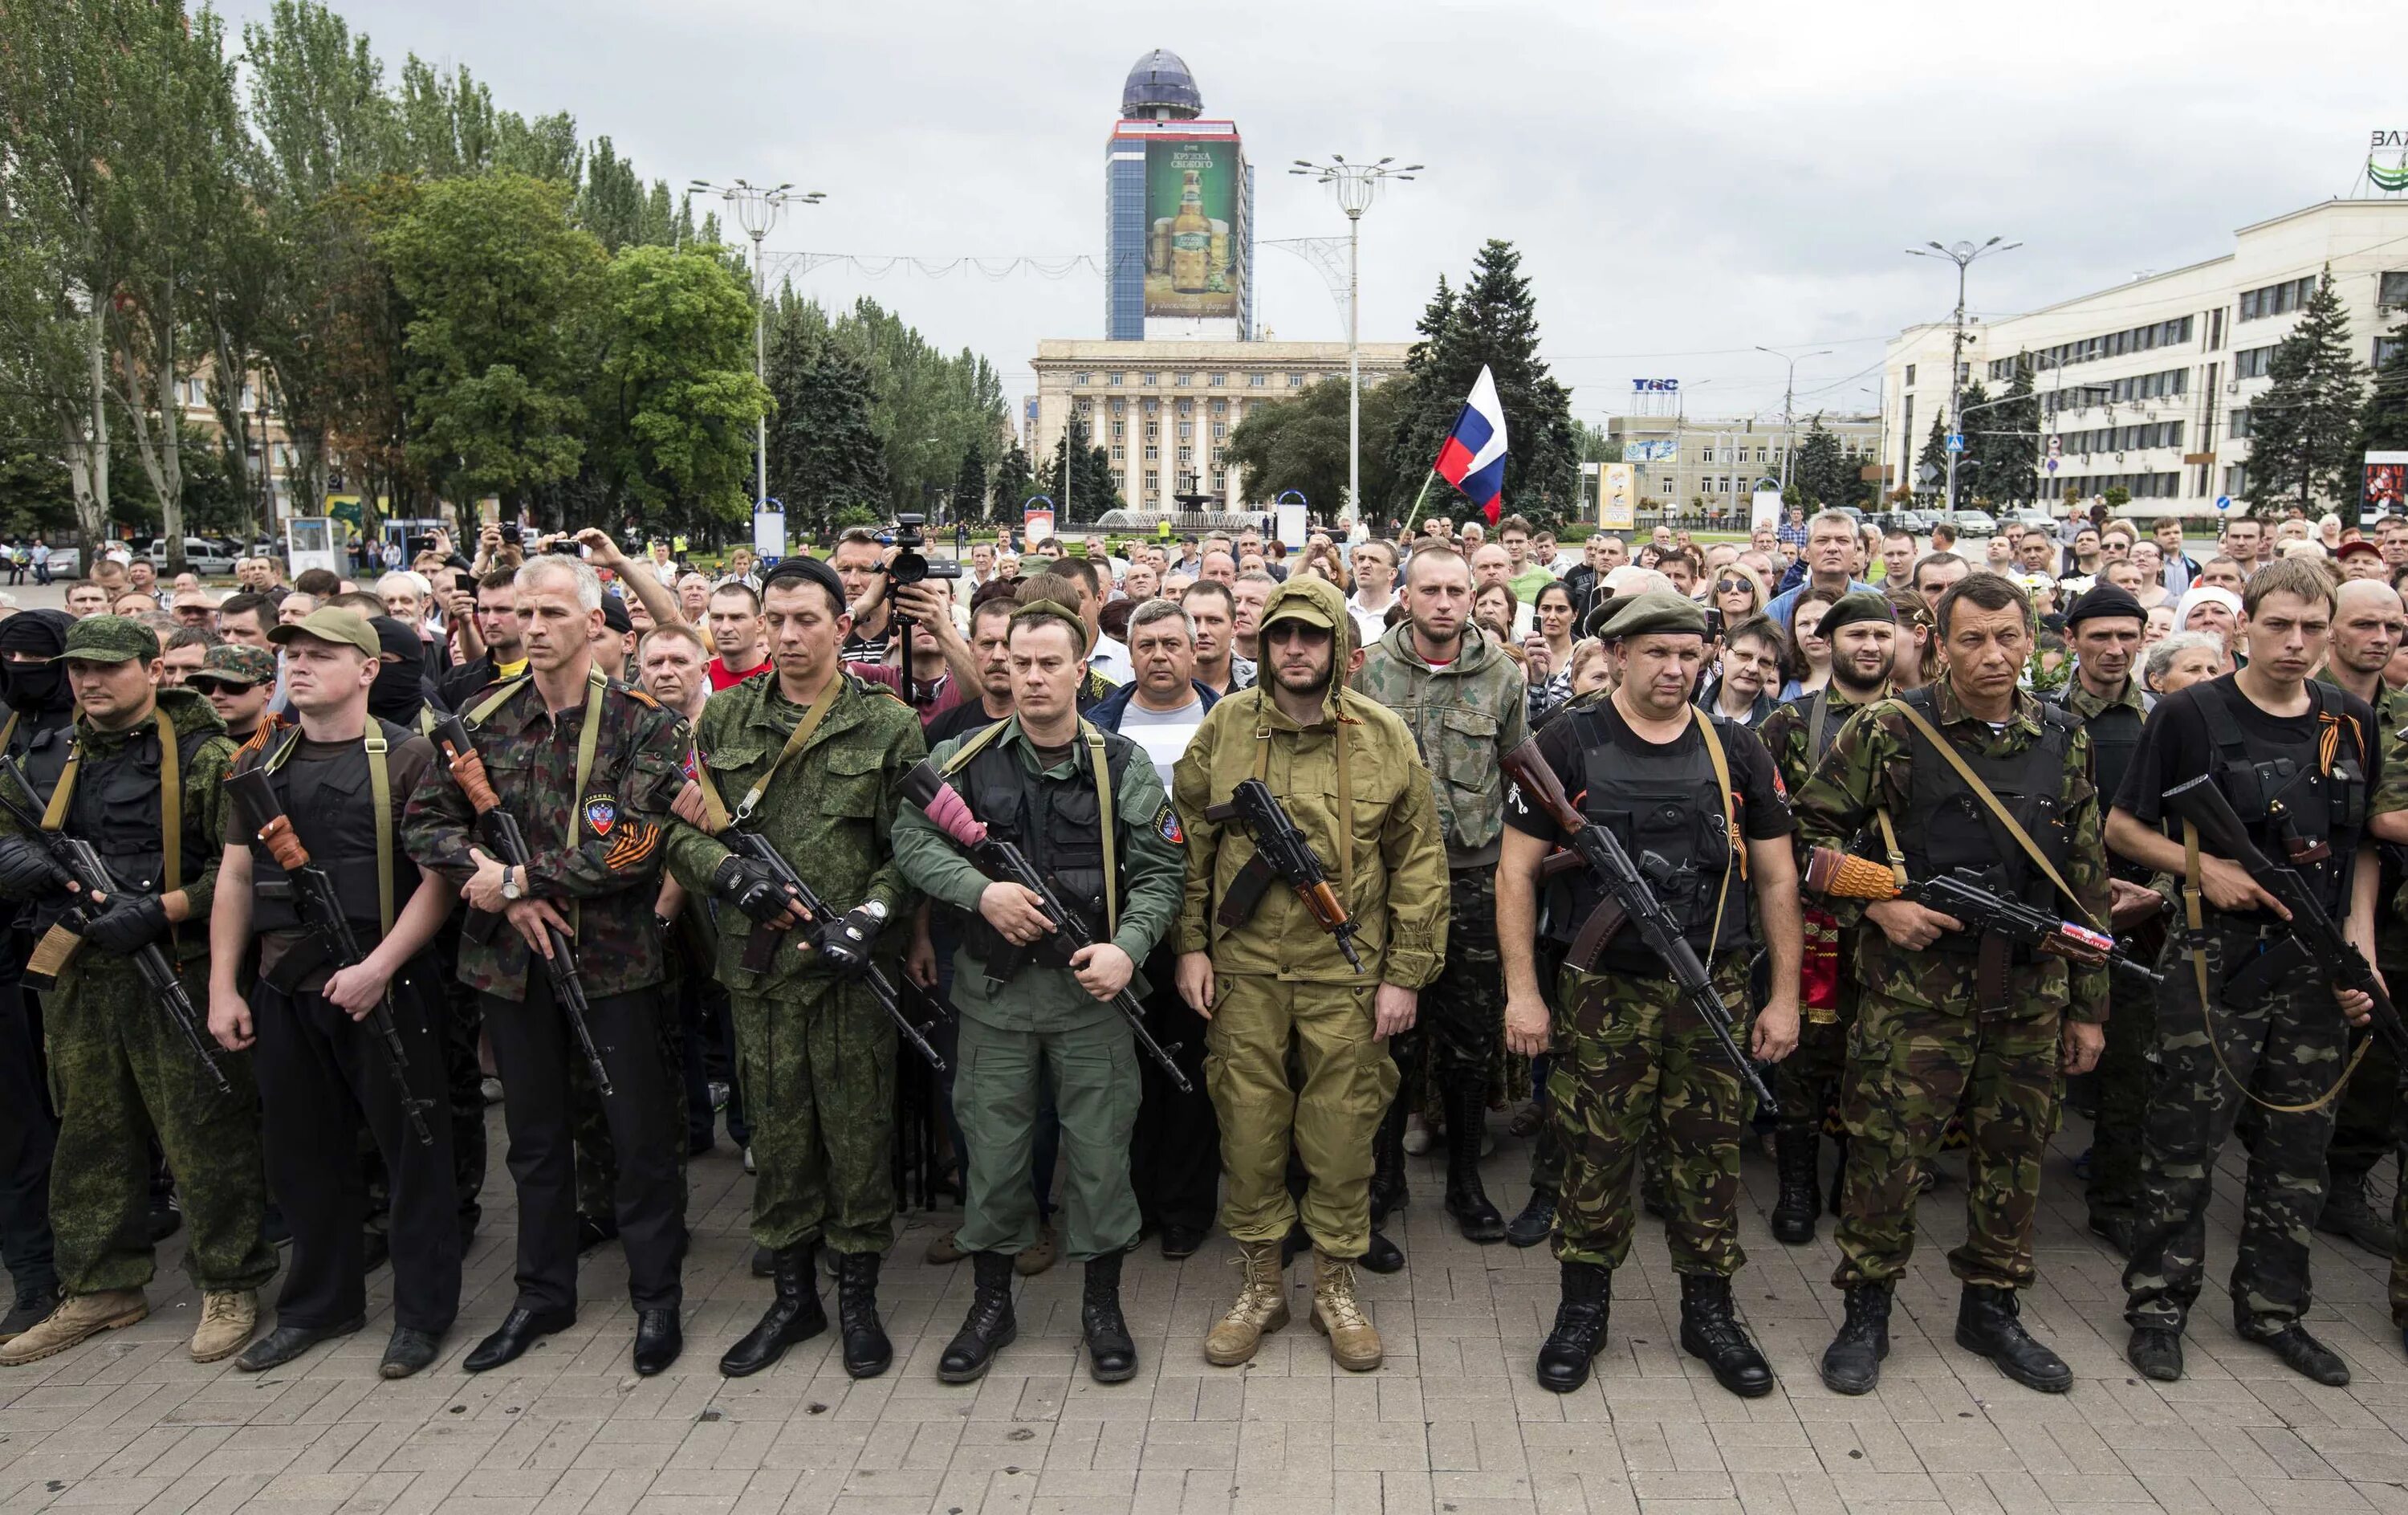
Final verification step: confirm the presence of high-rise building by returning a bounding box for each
[1105,50,1253,342]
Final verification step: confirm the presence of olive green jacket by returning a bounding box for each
[1350,621,1530,869]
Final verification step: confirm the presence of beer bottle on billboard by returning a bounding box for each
[1171,169,1210,294]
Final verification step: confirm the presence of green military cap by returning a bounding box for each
[269,605,383,660]
[1010,597,1091,654]
[1597,589,1709,640]
[1817,590,1897,638]
[59,614,161,665]
[188,643,279,688]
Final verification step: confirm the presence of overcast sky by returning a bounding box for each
[230,0,2401,430]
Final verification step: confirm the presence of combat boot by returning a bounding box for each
[0,1289,146,1366]
[1954,1284,2071,1393]
[1204,1238,1288,1366]
[2317,1171,2396,1256]
[1310,1250,1381,1371]
[720,1242,827,1378]
[835,1252,891,1379]
[1769,1130,1820,1244]
[1818,1281,1890,1395]
[1678,1275,1775,1397]
[2126,1326,2183,1381]
[1080,1252,1138,1383]
[1505,1188,1556,1249]
[938,1252,1017,1383]
[1535,1260,1610,1392]
[190,1289,258,1364]
[1442,1080,1505,1242]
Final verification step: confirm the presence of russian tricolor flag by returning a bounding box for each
[1434,366,1510,524]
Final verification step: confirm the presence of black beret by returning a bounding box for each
[2063,583,2146,628]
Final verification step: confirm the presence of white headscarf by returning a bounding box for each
[2173,584,2242,630]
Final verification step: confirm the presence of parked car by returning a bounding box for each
[134,536,242,576]
[1943,510,1999,536]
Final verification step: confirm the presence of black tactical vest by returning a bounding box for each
[242,722,417,939]
[1552,706,1751,971]
[18,710,218,933]
[958,727,1139,974]
[2203,677,2365,914]
[2048,682,2152,882]
[1892,687,2078,960]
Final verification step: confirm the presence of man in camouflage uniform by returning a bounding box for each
[1795,572,2108,1397]
[893,600,1184,1385]
[403,556,693,1378]
[665,557,925,1381]
[1173,575,1447,1374]
[1499,592,1802,1396]
[1755,590,1896,1245]
[0,616,271,1367]
[2115,559,2381,1387]
[1352,543,1528,1246]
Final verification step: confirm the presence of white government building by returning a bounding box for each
[1881,198,2408,517]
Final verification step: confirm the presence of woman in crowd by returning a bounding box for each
[1523,580,1580,726]
[2143,629,2227,694]
[1710,564,1767,627]
[2128,540,2174,611]
[1474,580,1521,646]
[1778,585,1837,700]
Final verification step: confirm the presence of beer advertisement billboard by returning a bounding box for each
[1144,139,1241,320]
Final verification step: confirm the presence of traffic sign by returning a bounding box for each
[2215,495,2232,511]
[1916,463,1941,487]
[1946,433,1965,453]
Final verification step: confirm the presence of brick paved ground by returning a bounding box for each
[6,1106,2408,1515]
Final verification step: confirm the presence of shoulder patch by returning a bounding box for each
[1153,801,1184,845]
[582,792,619,837]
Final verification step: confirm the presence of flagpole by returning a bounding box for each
[1399,468,1442,536]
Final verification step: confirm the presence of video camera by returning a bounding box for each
[886,515,961,588]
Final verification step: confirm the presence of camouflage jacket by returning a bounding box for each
[1350,621,1530,869]
[1792,679,2111,1020]
[1758,685,1882,809]
[401,674,689,998]
[663,668,926,996]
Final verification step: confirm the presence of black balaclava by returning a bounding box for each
[0,611,76,714]
[368,615,427,724]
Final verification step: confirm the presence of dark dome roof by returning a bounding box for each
[1121,49,1202,119]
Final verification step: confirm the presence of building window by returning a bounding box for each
[1210,372,1227,385]
[1287,373,1304,387]
[2239,275,2317,322]
[1145,446,1158,461]
[1108,373,1125,386]
[2382,272,2408,310]
[1112,423,1125,439]
[1075,373,1092,385]
[2377,335,2408,370]
[1111,446,1125,460]
[1213,422,1227,440]
[1178,423,1194,440]
[2227,407,2251,440]
[1141,372,1158,385]
[2234,345,2276,380]
[1249,373,1267,387]
[1174,372,1191,386]
[1210,399,1226,415]
[1904,364,1917,387]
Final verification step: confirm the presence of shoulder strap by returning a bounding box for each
[937,711,1016,778]
[1889,697,2095,928]
[1806,688,1830,760]
[156,708,181,908]
[367,731,394,935]
[729,674,839,822]
[1083,719,1118,942]
[1691,707,1740,958]
[464,674,531,727]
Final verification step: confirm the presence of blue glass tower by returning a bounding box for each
[1106,51,1251,342]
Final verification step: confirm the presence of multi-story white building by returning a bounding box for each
[1603,412,1882,512]
[1882,198,2408,517]
[1025,338,1408,515]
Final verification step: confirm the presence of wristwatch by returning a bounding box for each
[500,865,523,902]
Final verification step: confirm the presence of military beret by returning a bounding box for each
[600,594,633,635]
[60,614,161,666]
[187,643,277,689]
[1597,589,1708,641]
[2063,582,2146,627]
[763,555,847,613]
[1817,590,1897,639]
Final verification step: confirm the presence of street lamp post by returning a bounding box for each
[1906,237,2020,513]
[690,178,825,514]
[1291,156,1421,525]
[1755,344,1832,495]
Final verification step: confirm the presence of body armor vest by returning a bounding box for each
[1552,707,1751,971]
[1893,687,2077,961]
[243,722,417,939]
[2204,677,2365,915]
[18,717,216,932]
[958,729,1139,975]
[2050,682,2152,882]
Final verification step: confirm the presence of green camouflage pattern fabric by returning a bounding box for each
[2123,919,2347,1334]
[402,678,690,999]
[1349,621,1530,866]
[2085,943,2162,1224]
[1392,868,1505,1087]
[1792,680,2112,1020]
[730,983,897,1253]
[1551,957,1755,1275]
[662,670,925,994]
[1830,988,2061,1289]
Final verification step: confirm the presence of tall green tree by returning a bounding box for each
[763,306,888,538]
[1916,414,1951,500]
[951,438,989,523]
[1974,361,2041,508]
[989,440,1034,520]
[1042,411,1119,519]
[1382,242,1580,529]
[2248,269,2367,513]
[1224,376,1405,522]
[1789,418,1852,508]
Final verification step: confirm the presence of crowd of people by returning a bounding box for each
[0,495,2405,1403]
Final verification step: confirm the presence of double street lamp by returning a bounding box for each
[690,178,826,513]
[1290,155,1421,523]
[1907,236,2020,512]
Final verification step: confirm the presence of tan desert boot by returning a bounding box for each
[190,1290,258,1364]
[0,1289,148,1366]
[1203,1239,1288,1366]
[1312,1251,1382,1372]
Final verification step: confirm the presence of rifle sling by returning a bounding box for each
[463,672,604,937]
[39,708,182,941]
[264,725,395,936]
[1889,699,2094,930]
[1250,686,1352,911]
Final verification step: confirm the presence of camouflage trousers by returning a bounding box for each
[1831,989,2060,1290]
[730,979,896,1255]
[2086,964,2161,1222]
[1552,958,1753,1275]
[1393,869,1505,1088]
[1775,987,1853,1142]
[45,958,275,1297]
[2125,924,2346,1335]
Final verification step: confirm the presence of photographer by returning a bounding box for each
[834,522,982,698]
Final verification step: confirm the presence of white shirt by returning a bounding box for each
[1348,595,1394,647]
[1114,692,1208,792]
[1087,635,1134,686]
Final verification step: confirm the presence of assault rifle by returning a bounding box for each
[2162,772,2408,1061]
[1502,739,1776,1112]
[431,715,613,1096]
[0,756,229,1094]
[1803,847,2162,1012]
[1202,778,1364,974]
[899,760,1184,1089]
[715,823,949,1074]
[226,768,434,1146]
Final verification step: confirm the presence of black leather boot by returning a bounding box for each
[1535,1260,1611,1393]
[1769,1130,1820,1245]
[1080,1252,1138,1383]
[1369,1095,1409,1224]
[1678,1274,1775,1397]
[939,1251,1018,1383]
[719,1243,827,1378]
[2126,1325,2183,1381]
[1505,1189,1556,1249]
[1818,1282,1889,1395]
[2317,1171,2396,1256]
[835,1251,891,1379]
[1361,1230,1405,1274]
[1442,1077,1504,1242]
[1954,1284,2071,1393]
